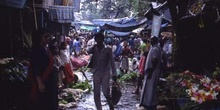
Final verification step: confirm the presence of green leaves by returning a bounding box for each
[213,66,220,80]
[119,71,137,82]
[70,80,92,92]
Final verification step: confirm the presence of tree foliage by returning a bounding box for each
[130,0,151,16]
[80,0,152,20]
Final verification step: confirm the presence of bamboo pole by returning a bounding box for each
[20,11,24,47]
[33,0,38,30]
[9,12,13,57]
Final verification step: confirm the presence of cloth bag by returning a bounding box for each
[111,81,122,105]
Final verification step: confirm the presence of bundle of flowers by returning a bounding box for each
[0,57,14,65]
[166,70,220,104]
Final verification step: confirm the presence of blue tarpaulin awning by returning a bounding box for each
[107,30,131,36]
[101,17,148,32]
[92,4,172,36]
[72,20,97,31]
[92,18,122,26]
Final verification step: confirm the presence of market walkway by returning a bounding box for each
[67,71,141,110]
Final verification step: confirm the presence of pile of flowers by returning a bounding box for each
[166,70,220,104]
[0,57,14,65]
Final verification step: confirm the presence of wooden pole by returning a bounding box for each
[33,0,38,30]
[20,11,24,47]
[9,12,13,57]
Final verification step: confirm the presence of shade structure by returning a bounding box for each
[48,5,75,23]
[107,30,131,37]
[101,17,148,32]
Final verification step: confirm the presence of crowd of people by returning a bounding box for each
[28,27,173,110]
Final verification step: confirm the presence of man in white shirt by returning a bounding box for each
[87,32,117,110]
[86,36,96,50]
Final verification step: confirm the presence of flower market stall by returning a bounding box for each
[160,70,220,110]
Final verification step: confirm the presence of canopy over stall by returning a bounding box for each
[72,20,97,31]
[107,30,131,37]
[92,1,172,37]
[92,17,148,36]
[101,17,148,32]
[48,5,75,23]
[92,18,123,26]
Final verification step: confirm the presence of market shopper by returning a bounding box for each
[59,41,75,87]
[120,39,134,74]
[73,37,82,56]
[87,32,117,110]
[86,35,96,51]
[113,38,122,69]
[28,28,58,110]
[133,38,150,95]
[139,36,163,110]
[49,39,63,89]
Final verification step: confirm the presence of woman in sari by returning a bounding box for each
[29,28,58,110]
